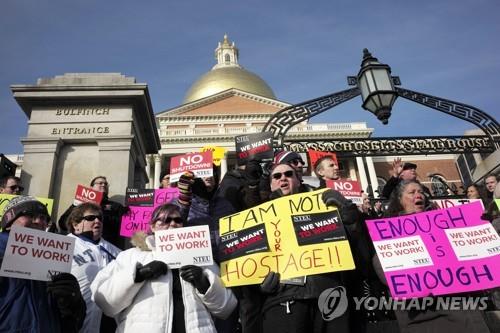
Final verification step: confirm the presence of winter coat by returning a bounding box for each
[0,232,62,333]
[69,234,121,333]
[90,232,237,333]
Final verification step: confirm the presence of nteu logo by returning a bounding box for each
[193,256,211,264]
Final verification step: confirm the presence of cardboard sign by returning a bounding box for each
[365,201,500,299]
[154,225,213,268]
[125,188,155,207]
[235,132,273,162]
[0,226,75,281]
[431,198,484,210]
[169,151,213,182]
[73,184,103,206]
[120,188,180,237]
[308,149,337,170]
[218,188,356,287]
[326,179,363,205]
[201,146,226,167]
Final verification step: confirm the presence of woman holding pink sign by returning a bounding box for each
[374,180,490,333]
[91,203,237,333]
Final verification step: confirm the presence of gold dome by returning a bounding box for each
[183,35,276,103]
[183,66,276,103]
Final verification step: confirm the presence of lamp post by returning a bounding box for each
[357,49,398,125]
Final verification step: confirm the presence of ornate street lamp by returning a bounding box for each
[357,48,397,124]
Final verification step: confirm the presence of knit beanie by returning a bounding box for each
[273,151,303,165]
[1,195,49,230]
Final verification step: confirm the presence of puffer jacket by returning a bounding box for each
[90,232,237,333]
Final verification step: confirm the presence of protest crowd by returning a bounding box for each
[0,140,499,333]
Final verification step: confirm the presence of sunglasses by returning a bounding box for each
[81,214,102,222]
[272,170,295,180]
[8,185,24,192]
[289,159,305,166]
[155,216,183,225]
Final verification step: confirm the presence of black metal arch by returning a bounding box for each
[396,87,500,150]
[263,86,500,151]
[262,87,360,148]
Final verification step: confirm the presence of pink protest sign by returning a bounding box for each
[365,201,500,299]
[154,188,179,206]
[120,188,180,237]
[120,206,154,237]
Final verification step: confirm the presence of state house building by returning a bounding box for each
[7,35,490,211]
[149,35,464,197]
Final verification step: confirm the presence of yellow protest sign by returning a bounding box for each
[0,194,54,221]
[200,146,226,166]
[495,199,500,210]
[218,188,356,287]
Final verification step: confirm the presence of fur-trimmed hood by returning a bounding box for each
[130,231,155,251]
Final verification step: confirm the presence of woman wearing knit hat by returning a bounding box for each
[0,195,86,332]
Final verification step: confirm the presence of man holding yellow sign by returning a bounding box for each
[219,162,359,332]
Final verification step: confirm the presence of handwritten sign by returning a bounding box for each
[366,201,500,298]
[74,184,103,205]
[0,194,54,222]
[326,179,362,205]
[235,132,273,162]
[219,188,356,287]
[0,226,75,281]
[431,198,484,210]
[154,225,213,268]
[170,151,213,182]
[201,146,226,167]
[120,188,180,237]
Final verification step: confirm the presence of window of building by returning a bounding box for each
[456,155,472,186]
[225,54,231,63]
[464,153,476,172]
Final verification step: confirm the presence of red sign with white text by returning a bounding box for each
[169,151,213,182]
[74,184,103,205]
[326,179,362,204]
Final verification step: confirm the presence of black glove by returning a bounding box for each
[244,160,263,186]
[46,273,86,332]
[321,189,349,208]
[135,261,169,283]
[180,265,210,294]
[322,190,359,226]
[260,271,280,294]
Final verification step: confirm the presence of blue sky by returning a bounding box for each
[1,0,499,154]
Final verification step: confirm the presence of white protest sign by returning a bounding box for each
[154,225,213,269]
[169,151,213,182]
[0,226,75,281]
[431,198,484,210]
[445,224,500,260]
[372,235,434,271]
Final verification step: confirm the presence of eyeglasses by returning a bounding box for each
[8,185,24,192]
[289,159,305,167]
[271,170,295,180]
[94,181,108,186]
[81,215,102,222]
[155,216,183,226]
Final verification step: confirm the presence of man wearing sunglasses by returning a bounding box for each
[0,175,24,195]
[0,195,86,332]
